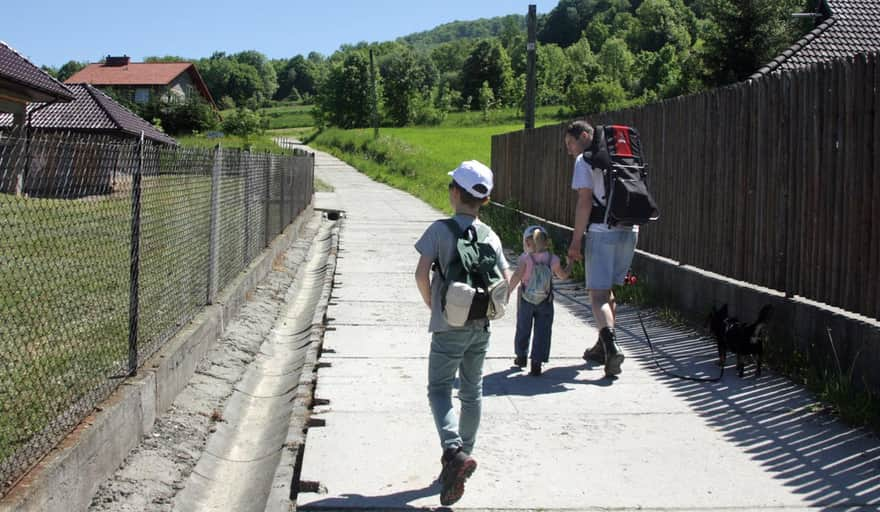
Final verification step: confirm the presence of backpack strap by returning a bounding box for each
[432,218,477,281]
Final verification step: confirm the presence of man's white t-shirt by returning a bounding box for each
[571,153,638,233]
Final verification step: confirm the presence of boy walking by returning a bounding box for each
[414,160,511,506]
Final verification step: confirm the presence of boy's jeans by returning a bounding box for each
[427,327,490,454]
[514,294,554,363]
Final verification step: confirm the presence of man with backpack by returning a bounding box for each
[564,120,644,378]
[414,160,511,506]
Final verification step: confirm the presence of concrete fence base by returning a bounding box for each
[0,205,314,512]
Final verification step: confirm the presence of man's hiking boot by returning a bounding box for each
[600,327,625,377]
[438,447,477,506]
[582,337,605,364]
[514,355,527,368]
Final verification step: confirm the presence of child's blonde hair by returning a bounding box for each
[523,225,549,253]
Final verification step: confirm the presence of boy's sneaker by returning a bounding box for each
[514,355,527,368]
[439,447,477,506]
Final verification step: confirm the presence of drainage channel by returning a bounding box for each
[172,220,338,512]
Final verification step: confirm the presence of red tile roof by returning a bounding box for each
[0,40,75,102]
[65,61,218,109]
[65,62,194,86]
[752,0,880,77]
[0,83,176,145]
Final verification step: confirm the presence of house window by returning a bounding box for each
[134,88,150,104]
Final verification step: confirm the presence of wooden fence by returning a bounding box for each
[491,53,880,320]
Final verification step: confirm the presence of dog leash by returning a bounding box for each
[553,287,724,382]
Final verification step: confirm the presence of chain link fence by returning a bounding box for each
[0,127,314,497]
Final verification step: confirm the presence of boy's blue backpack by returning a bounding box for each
[522,253,552,305]
[433,219,508,326]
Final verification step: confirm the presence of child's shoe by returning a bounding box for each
[529,360,542,376]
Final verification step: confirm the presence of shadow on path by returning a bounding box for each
[301,483,440,510]
[483,365,612,397]
[554,287,880,509]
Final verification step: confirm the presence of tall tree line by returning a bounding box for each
[41,0,812,130]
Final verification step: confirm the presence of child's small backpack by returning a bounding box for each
[433,219,508,326]
[584,124,660,227]
[522,253,552,305]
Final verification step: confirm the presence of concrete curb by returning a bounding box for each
[265,217,340,512]
[1,206,314,512]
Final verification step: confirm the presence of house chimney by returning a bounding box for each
[105,55,130,67]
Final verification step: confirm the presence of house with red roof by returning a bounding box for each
[66,55,217,110]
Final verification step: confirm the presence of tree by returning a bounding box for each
[461,40,515,109]
[233,50,279,102]
[144,55,190,63]
[536,44,569,105]
[634,0,694,52]
[701,0,810,85]
[56,60,88,82]
[314,51,375,128]
[538,1,582,47]
[598,37,635,85]
[381,48,420,126]
[567,79,627,114]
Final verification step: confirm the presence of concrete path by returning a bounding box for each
[297,148,880,511]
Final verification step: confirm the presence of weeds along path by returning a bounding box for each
[88,213,337,512]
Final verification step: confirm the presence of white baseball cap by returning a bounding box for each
[448,160,494,199]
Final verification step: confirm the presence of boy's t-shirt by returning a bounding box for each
[517,251,559,286]
[415,214,509,333]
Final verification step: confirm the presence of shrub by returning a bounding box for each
[222,108,266,136]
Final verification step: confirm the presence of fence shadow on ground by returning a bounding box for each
[552,288,880,509]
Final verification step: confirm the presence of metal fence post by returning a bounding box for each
[279,159,286,236]
[243,150,251,268]
[207,144,222,305]
[264,154,271,247]
[127,132,144,376]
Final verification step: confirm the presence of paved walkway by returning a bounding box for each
[297,147,880,510]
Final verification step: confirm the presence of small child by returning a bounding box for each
[508,225,571,376]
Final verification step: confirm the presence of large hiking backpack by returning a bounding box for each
[433,219,508,326]
[583,125,660,227]
[522,253,553,305]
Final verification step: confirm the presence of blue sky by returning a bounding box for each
[5,1,560,68]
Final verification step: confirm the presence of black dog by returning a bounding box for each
[707,304,773,377]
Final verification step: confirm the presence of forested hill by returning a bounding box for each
[397,15,529,49]
[43,0,812,133]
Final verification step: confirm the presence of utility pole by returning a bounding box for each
[525,4,537,130]
[370,49,379,139]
